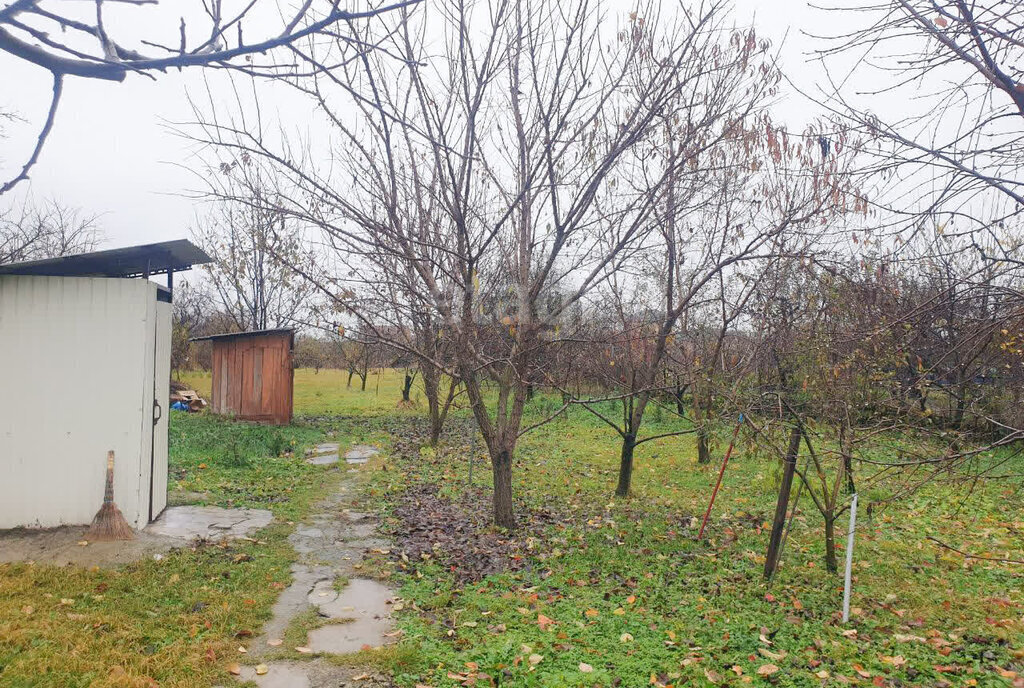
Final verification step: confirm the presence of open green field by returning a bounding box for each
[2,368,1022,687]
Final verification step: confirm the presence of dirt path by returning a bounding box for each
[232,444,397,688]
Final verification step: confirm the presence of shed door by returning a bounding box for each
[238,335,292,423]
[149,299,171,521]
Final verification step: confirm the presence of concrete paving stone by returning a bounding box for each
[0,505,274,567]
[343,445,379,461]
[145,506,273,540]
[307,454,339,465]
[238,662,311,688]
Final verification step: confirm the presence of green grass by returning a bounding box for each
[5,369,1023,687]
[167,412,330,521]
[0,410,334,687]
[352,378,1024,687]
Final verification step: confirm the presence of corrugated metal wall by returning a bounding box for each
[0,275,160,529]
[210,333,294,425]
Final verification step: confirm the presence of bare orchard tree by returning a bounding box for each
[0,0,417,194]
[0,196,100,264]
[193,176,312,331]
[818,0,1023,250]
[190,0,763,527]
[582,108,865,497]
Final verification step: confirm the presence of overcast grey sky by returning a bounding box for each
[0,0,849,250]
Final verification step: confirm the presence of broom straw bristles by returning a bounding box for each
[85,450,134,541]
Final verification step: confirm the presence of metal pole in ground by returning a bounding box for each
[842,493,859,623]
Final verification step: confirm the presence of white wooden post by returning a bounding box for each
[842,493,859,623]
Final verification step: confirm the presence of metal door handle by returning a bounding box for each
[153,399,163,424]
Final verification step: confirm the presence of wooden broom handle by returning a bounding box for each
[104,450,115,505]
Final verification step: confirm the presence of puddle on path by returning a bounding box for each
[0,505,273,567]
[307,578,396,654]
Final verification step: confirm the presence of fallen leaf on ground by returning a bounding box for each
[255,664,268,676]
[579,662,593,673]
[757,664,779,676]
[894,634,925,643]
[267,638,283,646]
[226,663,241,676]
[295,646,312,654]
[528,654,543,665]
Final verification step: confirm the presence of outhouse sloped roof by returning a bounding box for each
[190,328,295,343]
[0,239,211,278]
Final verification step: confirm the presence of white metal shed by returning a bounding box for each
[0,241,210,530]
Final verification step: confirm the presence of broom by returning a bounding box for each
[85,450,135,541]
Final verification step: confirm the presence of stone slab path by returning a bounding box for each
[233,445,397,688]
[344,445,379,465]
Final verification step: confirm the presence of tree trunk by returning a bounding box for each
[763,425,801,580]
[824,512,838,573]
[428,394,443,446]
[402,373,413,402]
[953,395,967,429]
[421,366,444,446]
[491,448,515,528]
[360,373,367,392]
[697,427,711,465]
[526,383,534,401]
[615,433,637,498]
[347,369,354,388]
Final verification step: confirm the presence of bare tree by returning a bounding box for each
[0,196,100,263]
[0,0,418,194]
[582,104,866,497]
[170,280,212,375]
[189,0,779,527]
[818,0,1023,250]
[193,176,312,331]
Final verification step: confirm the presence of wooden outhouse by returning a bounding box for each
[0,240,210,530]
[194,329,294,425]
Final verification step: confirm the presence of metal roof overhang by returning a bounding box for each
[0,239,212,278]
